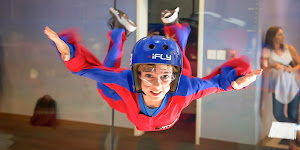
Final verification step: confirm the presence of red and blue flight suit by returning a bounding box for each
[55,23,252,131]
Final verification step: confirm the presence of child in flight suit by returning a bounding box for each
[44,7,262,131]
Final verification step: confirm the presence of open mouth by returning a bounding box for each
[150,91,163,97]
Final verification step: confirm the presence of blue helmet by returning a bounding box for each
[130,35,182,93]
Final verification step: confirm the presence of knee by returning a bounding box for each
[288,110,299,123]
[273,110,287,122]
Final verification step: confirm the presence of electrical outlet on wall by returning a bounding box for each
[216,50,226,60]
[207,49,217,59]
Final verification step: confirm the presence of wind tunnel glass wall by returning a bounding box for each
[201,0,260,145]
[2,0,300,149]
[0,0,135,127]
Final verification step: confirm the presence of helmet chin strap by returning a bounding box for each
[138,90,146,96]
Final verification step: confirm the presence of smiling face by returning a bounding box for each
[139,64,175,103]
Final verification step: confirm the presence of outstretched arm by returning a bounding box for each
[44,26,132,114]
[44,26,71,61]
[177,57,262,100]
[231,69,262,90]
[44,26,128,78]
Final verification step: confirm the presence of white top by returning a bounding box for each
[269,44,293,66]
[267,44,299,104]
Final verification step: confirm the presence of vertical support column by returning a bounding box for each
[195,0,205,145]
[134,0,148,136]
[111,1,117,149]
[136,0,148,41]
[111,109,115,150]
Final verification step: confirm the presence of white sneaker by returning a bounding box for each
[161,7,179,25]
[110,8,137,36]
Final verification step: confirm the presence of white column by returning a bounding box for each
[134,0,148,136]
[136,0,148,41]
[196,0,205,145]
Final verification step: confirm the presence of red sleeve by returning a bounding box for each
[58,28,125,73]
[203,56,253,81]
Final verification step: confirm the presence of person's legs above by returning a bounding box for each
[104,8,137,68]
[109,8,137,37]
[161,7,192,76]
[104,28,126,68]
[161,7,180,26]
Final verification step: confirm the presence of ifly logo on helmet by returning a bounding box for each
[151,53,171,60]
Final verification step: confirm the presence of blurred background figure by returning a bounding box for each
[261,26,300,149]
[30,95,57,127]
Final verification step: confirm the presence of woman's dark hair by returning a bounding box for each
[264,26,282,49]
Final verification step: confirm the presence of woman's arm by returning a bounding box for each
[261,47,270,70]
[288,45,300,72]
[261,47,285,71]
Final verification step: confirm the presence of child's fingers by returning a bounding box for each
[247,69,262,76]
[231,81,238,88]
[45,26,57,35]
[44,26,61,43]
[254,69,263,75]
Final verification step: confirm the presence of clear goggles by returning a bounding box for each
[138,65,175,87]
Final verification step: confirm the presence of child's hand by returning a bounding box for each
[231,69,263,90]
[44,26,71,61]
